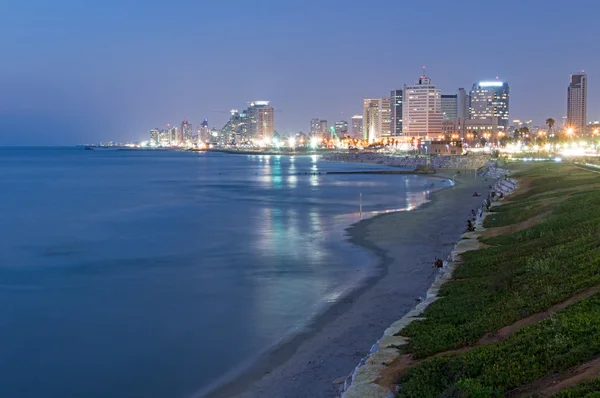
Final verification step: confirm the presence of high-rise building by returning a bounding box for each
[391,89,403,136]
[168,125,180,143]
[181,120,192,142]
[567,72,587,134]
[150,129,160,145]
[363,98,392,142]
[246,101,274,139]
[310,118,321,136]
[469,81,510,129]
[380,98,392,138]
[441,94,458,120]
[319,120,328,137]
[334,120,348,138]
[221,110,250,144]
[363,99,380,142]
[199,118,210,142]
[402,74,443,139]
[351,115,363,138]
[457,88,469,120]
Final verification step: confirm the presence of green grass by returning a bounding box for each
[399,173,600,358]
[555,378,600,397]
[395,163,600,396]
[398,294,600,397]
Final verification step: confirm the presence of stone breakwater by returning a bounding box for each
[339,168,517,398]
[322,152,490,170]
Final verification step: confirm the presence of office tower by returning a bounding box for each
[181,120,192,142]
[469,81,510,129]
[167,125,180,144]
[150,129,160,145]
[391,89,403,136]
[362,98,391,142]
[334,120,348,138]
[319,120,328,137]
[242,101,274,140]
[457,88,469,119]
[310,118,321,136]
[441,94,458,120]
[158,129,171,146]
[199,118,210,142]
[380,98,392,138]
[363,99,380,142]
[567,72,587,134]
[402,74,443,138]
[221,110,250,143]
[351,115,363,138]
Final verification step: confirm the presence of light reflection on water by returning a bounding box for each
[0,149,451,398]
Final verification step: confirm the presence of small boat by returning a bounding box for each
[84,146,94,150]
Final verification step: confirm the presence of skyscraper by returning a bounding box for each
[567,72,587,134]
[199,118,209,142]
[319,120,328,138]
[380,98,392,138]
[150,129,160,145]
[310,118,321,136]
[351,115,363,138]
[169,125,180,144]
[457,88,469,120]
[334,120,348,138]
[221,110,248,144]
[246,101,274,139]
[441,94,458,121]
[402,74,443,139]
[391,89,403,136]
[363,99,380,142]
[181,120,192,142]
[469,81,510,129]
[362,98,392,142]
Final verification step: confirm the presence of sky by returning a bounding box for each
[1,0,599,145]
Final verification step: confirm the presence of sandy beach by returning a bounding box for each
[206,170,493,398]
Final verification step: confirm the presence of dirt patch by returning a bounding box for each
[482,212,549,239]
[507,357,600,397]
[505,177,532,200]
[374,354,416,392]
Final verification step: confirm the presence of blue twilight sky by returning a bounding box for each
[1,0,599,145]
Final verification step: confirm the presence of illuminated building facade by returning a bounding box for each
[441,94,458,120]
[334,120,348,138]
[363,98,392,142]
[351,115,363,138]
[181,120,192,142]
[246,101,274,139]
[567,72,587,134]
[391,89,403,136]
[469,81,510,129]
[310,118,321,137]
[402,74,443,139]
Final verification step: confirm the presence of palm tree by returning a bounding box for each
[546,118,555,137]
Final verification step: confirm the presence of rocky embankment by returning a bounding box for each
[323,152,490,170]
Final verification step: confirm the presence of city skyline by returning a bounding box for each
[1,0,599,145]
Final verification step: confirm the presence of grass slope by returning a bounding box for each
[396,162,600,396]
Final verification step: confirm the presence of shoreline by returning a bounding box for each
[202,169,491,398]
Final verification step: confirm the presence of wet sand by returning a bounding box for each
[205,171,491,398]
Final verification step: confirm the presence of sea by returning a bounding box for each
[0,147,449,398]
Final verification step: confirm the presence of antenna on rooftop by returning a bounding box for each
[422,65,426,77]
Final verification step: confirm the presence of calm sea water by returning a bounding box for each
[0,148,448,398]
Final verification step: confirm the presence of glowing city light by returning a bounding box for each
[310,137,319,149]
[479,81,503,87]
